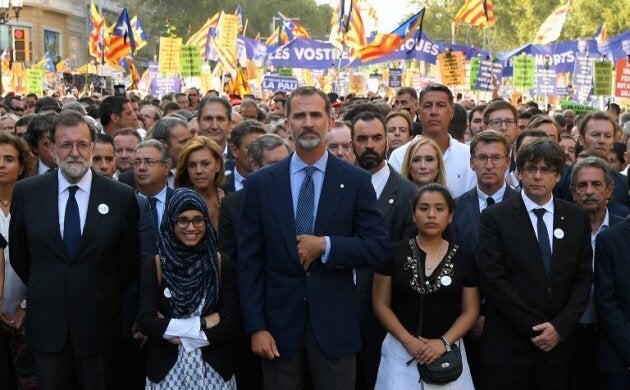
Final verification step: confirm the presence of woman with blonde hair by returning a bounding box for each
[401,136,447,187]
[174,136,226,235]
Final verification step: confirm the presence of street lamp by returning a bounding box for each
[0,0,24,95]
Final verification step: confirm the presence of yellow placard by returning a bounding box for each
[349,73,365,94]
[438,52,465,86]
[246,60,259,81]
[158,37,182,74]
[26,69,45,95]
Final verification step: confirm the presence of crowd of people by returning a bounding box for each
[0,83,628,390]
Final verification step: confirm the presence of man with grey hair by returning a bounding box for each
[569,156,625,390]
[132,140,173,231]
[218,133,289,389]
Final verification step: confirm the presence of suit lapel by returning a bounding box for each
[377,167,397,218]
[314,157,345,234]
[41,173,68,259]
[267,159,298,258]
[512,197,548,279]
[75,173,109,257]
[549,200,570,277]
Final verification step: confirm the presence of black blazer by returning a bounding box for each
[595,218,630,375]
[452,185,518,255]
[217,189,244,262]
[118,169,136,189]
[477,195,593,366]
[221,171,236,193]
[9,170,140,354]
[138,257,242,382]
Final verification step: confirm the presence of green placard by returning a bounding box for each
[513,56,536,89]
[560,100,597,115]
[470,57,480,90]
[26,69,45,95]
[592,60,613,97]
[179,45,202,77]
[278,66,292,77]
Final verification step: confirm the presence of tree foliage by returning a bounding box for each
[120,0,333,60]
[410,0,629,53]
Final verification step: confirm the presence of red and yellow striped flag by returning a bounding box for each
[186,13,220,47]
[454,0,495,29]
[533,2,570,44]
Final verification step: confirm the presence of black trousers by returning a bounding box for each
[33,341,111,390]
[572,324,603,390]
[260,323,356,390]
[482,359,572,390]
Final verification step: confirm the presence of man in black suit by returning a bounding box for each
[569,156,625,390]
[221,120,266,193]
[150,117,191,188]
[478,138,593,389]
[197,96,235,175]
[113,128,141,181]
[218,133,289,263]
[9,110,140,390]
[452,130,518,387]
[218,133,289,390]
[350,110,416,390]
[23,112,58,174]
[594,217,630,389]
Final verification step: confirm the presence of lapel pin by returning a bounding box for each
[340,184,345,189]
[441,275,452,286]
[98,203,109,215]
[553,228,564,239]
[164,287,172,298]
[388,198,394,204]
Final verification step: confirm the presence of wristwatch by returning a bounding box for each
[440,336,451,352]
[20,299,27,310]
[200,317,207,330]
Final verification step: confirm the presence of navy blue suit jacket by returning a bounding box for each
[237,154,389,360]
[595,217,630,375]
[452,185,519,255]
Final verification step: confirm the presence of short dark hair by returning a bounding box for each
[230,120,266,148]
[34,97,62,113]
[515,129,547,152]
[396,87,418,100]
[578,111,620,137]
[50,110,96,143]
[468,104,487,124]
[0,132,34,180]
[483,100,518,124]
[516,138,565,174]
[342,103,382,124]
[350,111,386,139]
[286,87,331,119]
[24,112,57,150]
[412,183,455,214]
[470,130,510,156]
[419,83,453,107]
[151,117,188,144]
[100,96,130,126]
[95,133,115,148]
[519,107,544,120]
[248,134,288,166]
[197,96,232,121]
[449,103,468,139]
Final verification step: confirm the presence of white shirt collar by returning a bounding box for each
[521,190,554,214]
[477,182,507,202]
[58,168,92,195]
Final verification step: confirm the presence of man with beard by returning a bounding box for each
[239,87,389,389]
[569,156,625,390]
[9,110,140,389]
[350,110,416,390]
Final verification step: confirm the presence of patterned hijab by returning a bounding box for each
[158,188,220,317]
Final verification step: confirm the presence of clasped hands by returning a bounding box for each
[405,336,447,365]
[296,235,326,270]
[531,322,560,352]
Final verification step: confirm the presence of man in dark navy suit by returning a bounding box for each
[452,130,518,387]
[10,111,139,390]
[569,156,625,390]
[238,87,389,390]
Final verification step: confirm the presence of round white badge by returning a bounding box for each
[388,198,394,204]
[553,228,564,239]
[340,184,345,189]
[164,287,172,298]
[98,203,109,215]
[440,276,452,286]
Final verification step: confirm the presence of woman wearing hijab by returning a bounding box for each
[139,188,240,389]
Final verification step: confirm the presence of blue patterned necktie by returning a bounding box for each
[63,185,81,258]
[533,208,551,276]
[295,166,315,235]
[149,197,159,231]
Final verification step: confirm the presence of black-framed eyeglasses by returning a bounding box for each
[132,158,167,167]
[57,141,93,153]
[522,165,557,175]
[486,118,516,128]
[174,216,206,229]
[473,154,506,164]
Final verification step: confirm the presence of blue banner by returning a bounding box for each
[348,32,441,67]
[474,60,503,91]
[262,75,299,92]
[389,68,402,88]
[572,54,594,103]
[439,44,489,60]
[533,66,558,96]
[267,38,350,69]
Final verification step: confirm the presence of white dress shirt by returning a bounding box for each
[371,163,390,200]
[521,191,554,252]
